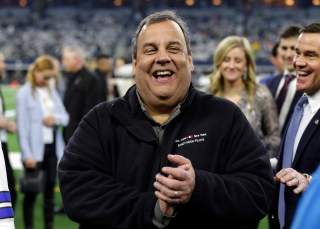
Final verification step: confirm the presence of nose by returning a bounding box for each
[228,60,236,69]
[155,49,171,65]
[293,55,306,69]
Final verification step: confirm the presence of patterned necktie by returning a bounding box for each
[276,74,295,113]
[278,95,308,228]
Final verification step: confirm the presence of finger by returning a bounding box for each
[154,181,181,199]
[286,177,299,187]
[161,166,189,181]
[293,180,306,194]
[167,154,191,167]
[293,175,308,194]
[276,168,291,179]
[156,174,182,190]
[279,171,296,183]
[155,191,180,205]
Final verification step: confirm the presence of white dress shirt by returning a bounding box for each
[37,88,54,144]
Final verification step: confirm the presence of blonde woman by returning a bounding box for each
[16,55,69,229]
[209,36,280,161]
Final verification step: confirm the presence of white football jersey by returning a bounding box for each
[0,144,15,228]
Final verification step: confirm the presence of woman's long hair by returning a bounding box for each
[27,55,55,92]
[209,36,257,105]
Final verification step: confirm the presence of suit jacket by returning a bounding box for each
[266,75,303,136]
[270,108,320,229]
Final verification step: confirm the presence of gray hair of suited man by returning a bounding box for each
[62,45,87,60]
[131,10,192,59]
[299,22,320,34]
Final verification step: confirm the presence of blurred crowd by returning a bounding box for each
[0,7,319,65]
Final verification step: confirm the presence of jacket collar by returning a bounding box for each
[108,84,196,143]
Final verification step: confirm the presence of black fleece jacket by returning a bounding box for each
[58,85,275,229]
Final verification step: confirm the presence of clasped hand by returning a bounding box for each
[154,154,195,215]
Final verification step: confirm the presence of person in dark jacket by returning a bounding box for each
[266,26,303,137]
[269,23,320,229]
[62,46,103,144]
[94,53,120,102]
[58,10,275,229]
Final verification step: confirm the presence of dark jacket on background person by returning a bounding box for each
[58,86,275,229]
[63,67,103,143]
[95,69,120,102]
[269,107,320,229]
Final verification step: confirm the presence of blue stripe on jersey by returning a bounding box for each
[0,207,14,219]
[0,192,11,203]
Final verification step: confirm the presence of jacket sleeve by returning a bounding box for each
[187,107,275,222]
[58,107,157,229]
[260,86,281,158]
[0,147,15,229]
[52,90,69,126]
[16,88,33,160]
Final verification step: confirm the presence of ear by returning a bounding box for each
[188,55,194,73]
[132,58,137,77]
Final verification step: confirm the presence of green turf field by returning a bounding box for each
[3,85,269,229]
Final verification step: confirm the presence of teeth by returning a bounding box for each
[155,70,171,76]
[297,71,308,77]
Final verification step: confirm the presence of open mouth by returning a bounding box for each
[296,71,310,78]
[152,70,174,78]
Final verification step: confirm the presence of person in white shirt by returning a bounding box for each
[0,144,15,228]
[0,52,17,208]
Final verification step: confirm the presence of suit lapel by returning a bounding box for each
[292,109,320,167]
[269,75,282,97]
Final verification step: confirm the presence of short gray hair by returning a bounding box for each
[131,10,192,59]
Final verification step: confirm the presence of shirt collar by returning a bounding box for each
[305,89,320,114]
[135,90,182,126]
[283,69,296,77]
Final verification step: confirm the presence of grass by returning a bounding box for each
[3,85,269,229]
[13,170,78,229]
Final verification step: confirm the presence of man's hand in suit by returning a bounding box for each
[275,168,310,194]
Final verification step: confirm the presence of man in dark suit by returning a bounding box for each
[267,26,303,136]
[270,23,320,229]
[260,42,284,85]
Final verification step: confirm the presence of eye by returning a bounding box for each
[223,57,230,62]
[235,58,243,63]
[307,54,319,60]
[167,44,181,54]
[143,46,157,55]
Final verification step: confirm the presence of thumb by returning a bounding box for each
[167,154,190,167]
